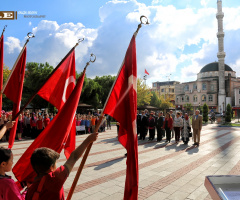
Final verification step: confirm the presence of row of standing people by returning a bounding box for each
[137,110,202,145]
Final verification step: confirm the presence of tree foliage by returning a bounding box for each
[225,104,232,122]
[203,103,209,122]
[22,62,54,109]
[2,65,12,110]
[158,95,174,111]
[183,103,193,114]
[137,78,152,106]
[150,91,159,108]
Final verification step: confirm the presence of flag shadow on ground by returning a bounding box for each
[93,156,125,170]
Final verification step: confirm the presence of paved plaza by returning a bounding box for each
[3,124,240,200]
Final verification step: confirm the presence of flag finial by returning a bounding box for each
[1,25,7,37]
[84,53,96,70]
[26,32,35,44]
[135,15,150,34]
[76,38,84,47]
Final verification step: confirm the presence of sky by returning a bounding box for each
[1,0,240,87]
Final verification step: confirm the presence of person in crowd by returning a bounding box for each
[0,112,8,142]
[36,115,44,138]
[91,115,96,133]
[192,110,203,146]
[136,110,141,135]
[173,112,183,144]
[182,113,191,145]
[0,121,15,140]
[43,114,50,128]
[80,115,86,126]
[24,113,31,138]
[49,114,53,122]
[17,114,24,140]
[169,110,175,139]
[180,112,184,119]
[106,115,111,130]
[163,112,173,143]
[102,116,106,132]
[86,115,91,133]
[139,111,148,140]
[30,113,37,139]
[25,132,98,200]
[148,114,155,141]
[76,114,81,126]
[0,147,26,199]
[156,111,164,142]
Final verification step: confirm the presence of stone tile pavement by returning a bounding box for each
[2,124,240,200]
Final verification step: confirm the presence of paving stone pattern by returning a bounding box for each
[4,124,240,200]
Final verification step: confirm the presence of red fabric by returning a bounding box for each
[43,118,50,127]
[103,35,138,200]
[30,118,37,127]
[37,50,76,159]
[0,35,3,117]
[25,165,68,200]
[3,47,27,149]
[163,117,173,129]
[12,72,85,183]
[144,69,149,75]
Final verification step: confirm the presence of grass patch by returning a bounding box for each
[222,123,240,127]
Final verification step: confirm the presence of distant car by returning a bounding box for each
[208,112,223,117]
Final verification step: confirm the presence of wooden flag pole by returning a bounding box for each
[11,38,84,121]
[66,114,103,200]
[66,15,149,200]
[1,25,7,38]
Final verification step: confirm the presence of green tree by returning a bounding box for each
[137,78,152,106]
[225,104,232,122]
[183,103,193,115]
[150,91,159,108]
[22,62,54,110]
[202,103,209,122]
[159,95,174,114]
[2,65,13,110]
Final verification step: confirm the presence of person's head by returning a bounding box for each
[180,112,182,116]
[141,111,144,115]
[166,112,170,119]
[19,114,22,120]
[39,115,42,120]
[158,111,163,117]
[195,110,200,115]
[176,112,180,118]
[149,114,153,119]
[31,147,60,175]
[185,113,189,120]
[170,110,173,114]
[0,147,13,173]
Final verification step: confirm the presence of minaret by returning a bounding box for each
[217,0,226,113]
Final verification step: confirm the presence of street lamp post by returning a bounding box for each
[220,105,222,113]
[143,75,147,85]
[222,102,225,112]
[198,102,201,114]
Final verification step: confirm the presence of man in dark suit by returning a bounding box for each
[156,111,164,142]
[137,110,141,135]
[139,111,148,140]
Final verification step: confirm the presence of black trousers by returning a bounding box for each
[149,128,155,140]
[140,128,147,140]
[174,127,181,142]
[166,128,171,142]
[157,128,163,141]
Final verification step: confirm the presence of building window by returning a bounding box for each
[202,95,206,102]
[182,96,184,101]
[184,85,189,91]
[176,97,179,102]
[215,72,218,76]
[209,95,213,102]
[210,72,212,76]
[185,95,189,102]
[193,95,198,102]
[193,84,197,90]
[239,99,240,105]
[161,89,164,92]
[202,83,207,90]
[172,89,174,93]
[153,83,156,87]
[211,85,214,91]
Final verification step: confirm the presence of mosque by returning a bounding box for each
[175,0,240,113]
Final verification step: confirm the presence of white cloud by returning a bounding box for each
[5,37,22,54]
[201,0,210,7]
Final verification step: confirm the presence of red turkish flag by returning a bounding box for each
[37,50,76,158]
[3,47,27,148]
[13,71,85,183]
[144,69,149,75]
[103,34,138,200]
[0,35,4,117]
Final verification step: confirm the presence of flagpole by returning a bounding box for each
[1,25,7,38]
[66,15,149,200]
[1,32,34,95]
[11,38,84,121]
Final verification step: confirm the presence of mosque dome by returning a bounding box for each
[200,62,233,73]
